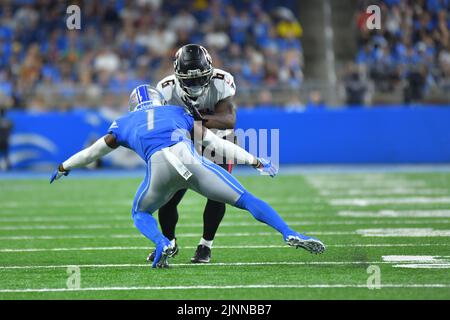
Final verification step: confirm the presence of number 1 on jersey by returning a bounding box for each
[146,109,154,131]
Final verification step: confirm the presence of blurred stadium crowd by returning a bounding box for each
[1,0,449,112]
[354,0,450,104]
[0,0,302,111]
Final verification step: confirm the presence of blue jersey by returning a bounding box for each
[108,105,194,161]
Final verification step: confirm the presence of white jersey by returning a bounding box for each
[156,68,236,114]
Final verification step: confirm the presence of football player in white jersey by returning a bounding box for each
[147,44,237,263]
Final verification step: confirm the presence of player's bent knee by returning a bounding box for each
[234,191,254,210]
[132,204,154,217]
[234,192,270,222]
[159,200,178,211]
[160,190,186,210]
[133,211,166,244]
[206,198,226,210]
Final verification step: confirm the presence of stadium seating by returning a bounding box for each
[354,0,450,104]
[0,0,303,110]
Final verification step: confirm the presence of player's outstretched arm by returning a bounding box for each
[195,122,278,177]
[50,134,118,183]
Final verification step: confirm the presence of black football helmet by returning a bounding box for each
[174,44,213,98]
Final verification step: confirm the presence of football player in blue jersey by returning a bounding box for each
[50,85,325,268]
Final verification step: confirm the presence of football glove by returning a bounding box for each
[255,158,278,177]
[50,165,70,184]
[152,237,174,268]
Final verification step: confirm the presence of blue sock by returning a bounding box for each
[235,192,292,238]
[133,211,165,245]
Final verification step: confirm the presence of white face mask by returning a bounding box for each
[185,86,206,98]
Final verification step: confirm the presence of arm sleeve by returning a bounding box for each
[62,136,115,170]
[202,128,255,166]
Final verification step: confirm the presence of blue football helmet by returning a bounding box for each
[129,85,166,112]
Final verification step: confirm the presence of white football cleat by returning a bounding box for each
[285,233,326,254]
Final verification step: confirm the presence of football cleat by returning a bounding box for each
[191,245,211,263]
[154,246,175,269]
[285,233,326,254]
[147,238,179,263]
[150,238,173,268]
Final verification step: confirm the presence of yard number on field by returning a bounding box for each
[367,265,381,290]
[66,266,81,289]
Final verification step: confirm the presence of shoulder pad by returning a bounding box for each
[156,75,177,101]
[211,69,236,100]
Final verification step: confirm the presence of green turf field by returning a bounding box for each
[0,171,449,299]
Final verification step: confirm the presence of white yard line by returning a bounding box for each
[304,173,412,180]
[382,255,450,269]
[320,189,449,196]
[0,211,353,220]
[329,243,450,247]
[0,212,300,220]
[0,246,151,252]
[0,283,449,293]
[393,264,450,269]
[0,232,278,240]
[329,197,450,206]
[0,224,131,231]
[1,243,450,253]
[308,182,428,187]
[1,219,450,231]
[382,255,450,263]
[0,261,403,270]
[0,216,130,223]
[338,210,450,218]
[4,233,343,241]
[0,197,314,209]
[305,176,423,181]
[357,228,450,237]
[0,200,132,208]
[0,207,313,217]
[2,228,450,241]
[307,182,428,189]
[0,235,134,240]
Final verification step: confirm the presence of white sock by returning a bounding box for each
[199,238,213,248]
[170,239,176,247]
